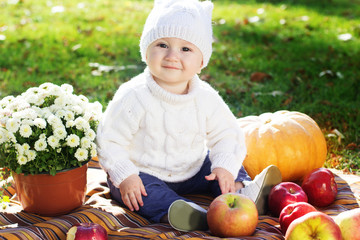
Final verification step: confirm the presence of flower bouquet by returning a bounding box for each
[0,82,102,210]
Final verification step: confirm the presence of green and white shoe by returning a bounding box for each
[168,199,208,232]
[240,165,282,215]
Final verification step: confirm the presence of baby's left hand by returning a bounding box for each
[205,168,235,194]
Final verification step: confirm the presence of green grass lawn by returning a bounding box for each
[0,0,359,173]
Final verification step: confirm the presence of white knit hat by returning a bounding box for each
[140,0,214,69]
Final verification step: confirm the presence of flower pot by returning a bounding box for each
[12,163,88,216]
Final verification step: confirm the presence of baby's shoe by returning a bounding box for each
[168,199,208,232]
[240,165,282,215]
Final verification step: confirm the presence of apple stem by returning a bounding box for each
[228,197,237,208]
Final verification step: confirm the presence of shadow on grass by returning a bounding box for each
[209,19,359,142]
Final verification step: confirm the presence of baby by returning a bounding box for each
[96,0,281,232]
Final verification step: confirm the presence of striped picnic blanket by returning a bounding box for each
[0,158,359,239]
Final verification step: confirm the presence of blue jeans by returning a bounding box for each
[107,155,251,223]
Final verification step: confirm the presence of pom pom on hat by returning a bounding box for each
[140,0,214,69]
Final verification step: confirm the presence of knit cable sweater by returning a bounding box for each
[96,68,247,187]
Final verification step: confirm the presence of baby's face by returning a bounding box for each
[146,37,203,94]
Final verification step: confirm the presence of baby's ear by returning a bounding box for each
[201,1,214,18]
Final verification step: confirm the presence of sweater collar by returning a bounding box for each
[145,67,199,104]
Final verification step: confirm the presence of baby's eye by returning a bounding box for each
[158,43,168,48]
[182,47,191,52]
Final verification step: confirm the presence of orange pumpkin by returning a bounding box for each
[237,110,327,182]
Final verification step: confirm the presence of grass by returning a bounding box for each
[0,0,359,174]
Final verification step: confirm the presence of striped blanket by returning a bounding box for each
[0,158,359,239]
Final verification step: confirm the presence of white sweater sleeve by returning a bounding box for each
[205,91,247,179]
[96,89,144,187]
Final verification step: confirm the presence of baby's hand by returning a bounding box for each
[205,168,235,194]
[119,174,147,211]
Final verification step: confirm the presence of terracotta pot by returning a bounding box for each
[13,163,88,216]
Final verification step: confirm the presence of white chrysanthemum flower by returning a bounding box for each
[74,117,87,130]
[71,105,83,115]
[50,85,62,97]
[34,138,47,151]
[39,133,46,139]
[0,96,15,108]
[66,134,80,147]
[54,96,66,107]
[47,135,60,149]
[6,118,20,133]
[80,137,91,149]
[8,98,30,112]
[83,112,92,122]
[23,87,38,96]
[90,143,97,158]
[24,93,39,105]
[64,110,75,121]
[6,132,16,143]
[22,143,30,152]
[48,115,62,127]
[54,126,67,140]
[17,155,28,165]
[61,83,73,93]
[85,129,96,141]
[0,128,8,144]
[66,120,75,128]
[35,95,45,106]
[89,101,103,121]
[14,108,38,120]
[19,124,32,138]
[55,109,66,119]
[20,119,34,126]
[41,109,52,119]
[39,82,55,92]
[33,118,47,129]
[26,150,37,161]
[15,143,23,155]
[75,148,88,161]
[78,95,89,103]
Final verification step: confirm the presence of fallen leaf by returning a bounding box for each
[320,100,332,106]
[346,143,358,150]
[251,93,258,104]
[336,72,344,79]
[282,96,293,106]
[77,3,85,9]
[248,16,260,23]
[250,72,272,83]
[0,26,8,32]
[300,16,309,21]
[338,33,352,41]
[72,44,82,51]
[51,6,65,13]
[257,8,265,14]
[218,19,226,25]
[319,70,334,77]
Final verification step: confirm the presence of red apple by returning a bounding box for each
[279,202,318,235]
[334,208,360,240]
[67,223,108,240]
[301,168,337,207]
[207,193,258,237]
[285,211,342,240]
[268,182,308,217]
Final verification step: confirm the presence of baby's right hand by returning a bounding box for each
[119,174,147,211]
